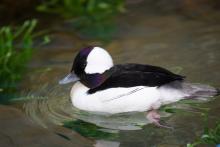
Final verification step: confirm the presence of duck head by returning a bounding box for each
[59,46,114,88]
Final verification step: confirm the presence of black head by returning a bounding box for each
[59,46,114,89]
[71,46,93,77]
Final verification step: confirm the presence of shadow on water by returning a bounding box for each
[2,0,220,146]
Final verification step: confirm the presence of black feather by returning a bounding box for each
[88,63,185,94]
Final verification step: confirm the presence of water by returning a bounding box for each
[12,1,220,146]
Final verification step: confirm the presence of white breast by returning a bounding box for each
[71,82,183,114]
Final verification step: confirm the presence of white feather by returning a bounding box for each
[85,47,113,74]
[70,82,186,114]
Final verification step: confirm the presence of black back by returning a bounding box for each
[88,63,185,94]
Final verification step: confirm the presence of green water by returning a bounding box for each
[16,1,220,146]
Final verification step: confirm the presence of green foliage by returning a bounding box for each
[187,121,220,147]
[162,102,220,146]
[37,0,125,40]
[0,20,37,101]
[37,0,125,18]
[63,120,118,139]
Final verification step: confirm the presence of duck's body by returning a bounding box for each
[71,81,186,114]
[60,46,218,116]
[70,62,189,114]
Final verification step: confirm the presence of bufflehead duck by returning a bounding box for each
[60,46,218,127]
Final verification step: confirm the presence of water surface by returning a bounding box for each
[17,1,220,146]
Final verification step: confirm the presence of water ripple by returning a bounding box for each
[23,84,158,130]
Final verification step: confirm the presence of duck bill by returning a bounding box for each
[59,73,79,85]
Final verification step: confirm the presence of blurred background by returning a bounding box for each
[0,0,220,147]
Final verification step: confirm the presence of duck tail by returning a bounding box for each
[182,83,219,100]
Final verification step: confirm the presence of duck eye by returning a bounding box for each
[83,62,86,67]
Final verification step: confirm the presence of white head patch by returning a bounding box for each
[85,47,113,74]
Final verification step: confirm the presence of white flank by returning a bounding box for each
[70,82,187,114]
[85,47,113,74]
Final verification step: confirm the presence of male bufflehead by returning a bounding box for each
[60,46,218,127]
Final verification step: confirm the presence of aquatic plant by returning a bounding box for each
[37,0,125,39]
[0,20,37,101]
[187,120,220,147]
[64,120,118,139]
[161,100,220,146]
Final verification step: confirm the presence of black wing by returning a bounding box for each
[88,63,185,94]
